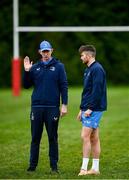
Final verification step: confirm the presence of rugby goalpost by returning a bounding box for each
[13,0,129,96]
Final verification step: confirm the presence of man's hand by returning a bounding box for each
[84,109,92,117]
[24,56,33,71]
[60,104,67,117]
[77,110,82,121]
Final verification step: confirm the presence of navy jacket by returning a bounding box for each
[80,61,107,111]
[23,58,68,107]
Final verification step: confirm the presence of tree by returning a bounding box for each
[0,0,129,87]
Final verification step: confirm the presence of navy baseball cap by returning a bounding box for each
[39,40,52,51]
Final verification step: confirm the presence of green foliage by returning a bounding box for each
[0,0,129,87]
[0,87,129,178]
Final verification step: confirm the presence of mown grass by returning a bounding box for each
[0,87,129,179]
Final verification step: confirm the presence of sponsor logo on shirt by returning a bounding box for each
[50,66,55,71]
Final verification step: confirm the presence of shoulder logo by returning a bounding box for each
[50,66,55,71]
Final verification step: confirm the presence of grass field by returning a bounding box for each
[0,87,129,179]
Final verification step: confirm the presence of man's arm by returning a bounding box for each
[23,56,33,89]
[59,64,68,117]
[87,68,104,110]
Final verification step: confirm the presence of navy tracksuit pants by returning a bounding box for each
[29,107,60,169]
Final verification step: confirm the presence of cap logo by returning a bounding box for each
[39,40,52,50]
[44,43,48,47]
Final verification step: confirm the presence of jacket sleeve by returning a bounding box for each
[58,64,68,105]
[23,70,33,89]
[87,68,104,110]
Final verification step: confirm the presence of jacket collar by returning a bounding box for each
[39,57,59,67]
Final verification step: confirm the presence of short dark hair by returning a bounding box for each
[78,45,96,57]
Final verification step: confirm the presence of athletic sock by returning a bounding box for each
[91,158,99,171]
[81,158,89,170]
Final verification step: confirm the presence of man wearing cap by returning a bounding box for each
[23,40,68,173]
